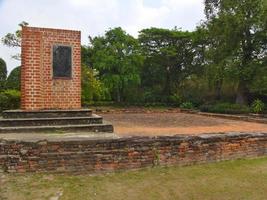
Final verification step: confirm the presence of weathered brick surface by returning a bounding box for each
[21,26,81,110]
[0,132,266,173]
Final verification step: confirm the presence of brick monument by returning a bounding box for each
[0,26,113,134]
[21,26,81,110]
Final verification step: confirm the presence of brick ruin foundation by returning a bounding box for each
[0,132,266,173]
[1,27,266,174]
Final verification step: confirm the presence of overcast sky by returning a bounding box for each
[0,0,205,73]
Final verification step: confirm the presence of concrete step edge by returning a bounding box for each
[0,114,102,122]
[0,123,114,133]
[0,123,113,130]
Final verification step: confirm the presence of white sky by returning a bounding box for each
[0,0,205,73]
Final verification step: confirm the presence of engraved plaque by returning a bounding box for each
[53,45,72,78]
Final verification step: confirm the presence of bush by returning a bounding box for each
[251,99,265,114]
[0,90,20,112]
[180,102,194,109]
[167,94,182,106]
[81,65,109,104]
[6,66,20,90]
[200,102,250,114]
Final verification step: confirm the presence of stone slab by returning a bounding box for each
[0,115,102,127]
[3,109,93,119]
[0,122,113,134]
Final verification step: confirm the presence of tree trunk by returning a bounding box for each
[235,26,252,105]
[235,81,248,105]
[215,79,223,101]
[116,88,121,103]
[164,69,171,96]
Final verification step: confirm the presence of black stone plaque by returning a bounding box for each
[53,45,72,78]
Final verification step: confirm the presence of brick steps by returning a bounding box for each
[0,123,113,134]
[0,109,114,134]
[2,109,92,119]
[0,114,102,127]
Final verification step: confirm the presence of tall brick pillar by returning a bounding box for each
[21,26,81,110]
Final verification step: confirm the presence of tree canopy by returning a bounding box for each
[89,27,143,102]
[139,28,204,101]
[204,0,267,104]
[6,66,20,90]
[0,58,7,91]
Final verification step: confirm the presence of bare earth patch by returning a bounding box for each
[101,112,267,136]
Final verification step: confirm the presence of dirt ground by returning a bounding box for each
[101,112,267,136]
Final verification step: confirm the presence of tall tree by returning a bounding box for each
[0,58,7,90]
[90,27,143,102]
[204,0,267,104]
[139,28,202,99]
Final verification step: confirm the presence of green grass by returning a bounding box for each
[1,157,267,200]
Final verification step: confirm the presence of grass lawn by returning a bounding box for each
[1,157,267,200]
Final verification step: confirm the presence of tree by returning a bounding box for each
[0,58,7,91]
[90,27,143,102]
[81,45,93,67]
[204,0,267,104]
[6,66,20,90]
[1,21,28,60]
[81,64,107,103]
[195,23,229,100]
[138,28,202,100]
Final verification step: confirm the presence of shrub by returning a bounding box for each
[167,94,182,106]
[251,99,265,114]
[0,90,20,112]
[180,102,194,109]
[199,102,250,114]
[82,66,108,103]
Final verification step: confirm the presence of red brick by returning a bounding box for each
[21,26,81,110]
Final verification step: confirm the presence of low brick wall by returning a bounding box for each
[0,132,266,173]
[180,109,267,124]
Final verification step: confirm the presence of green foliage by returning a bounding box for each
[251,99,265,114]
[0,90,20,112]
[6,66,20,90]
[81,45,93,67]
[180,102,194,109]
[1,21,28,60]
[167,94,182,105]
[139,27,203,98]
[179,74,210,106]
[204,0,267,104]
[89,27,143,102]
[249,66,267,95]
[200,103,250,114]
[81,65,108,104]
[0,58,7,91]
